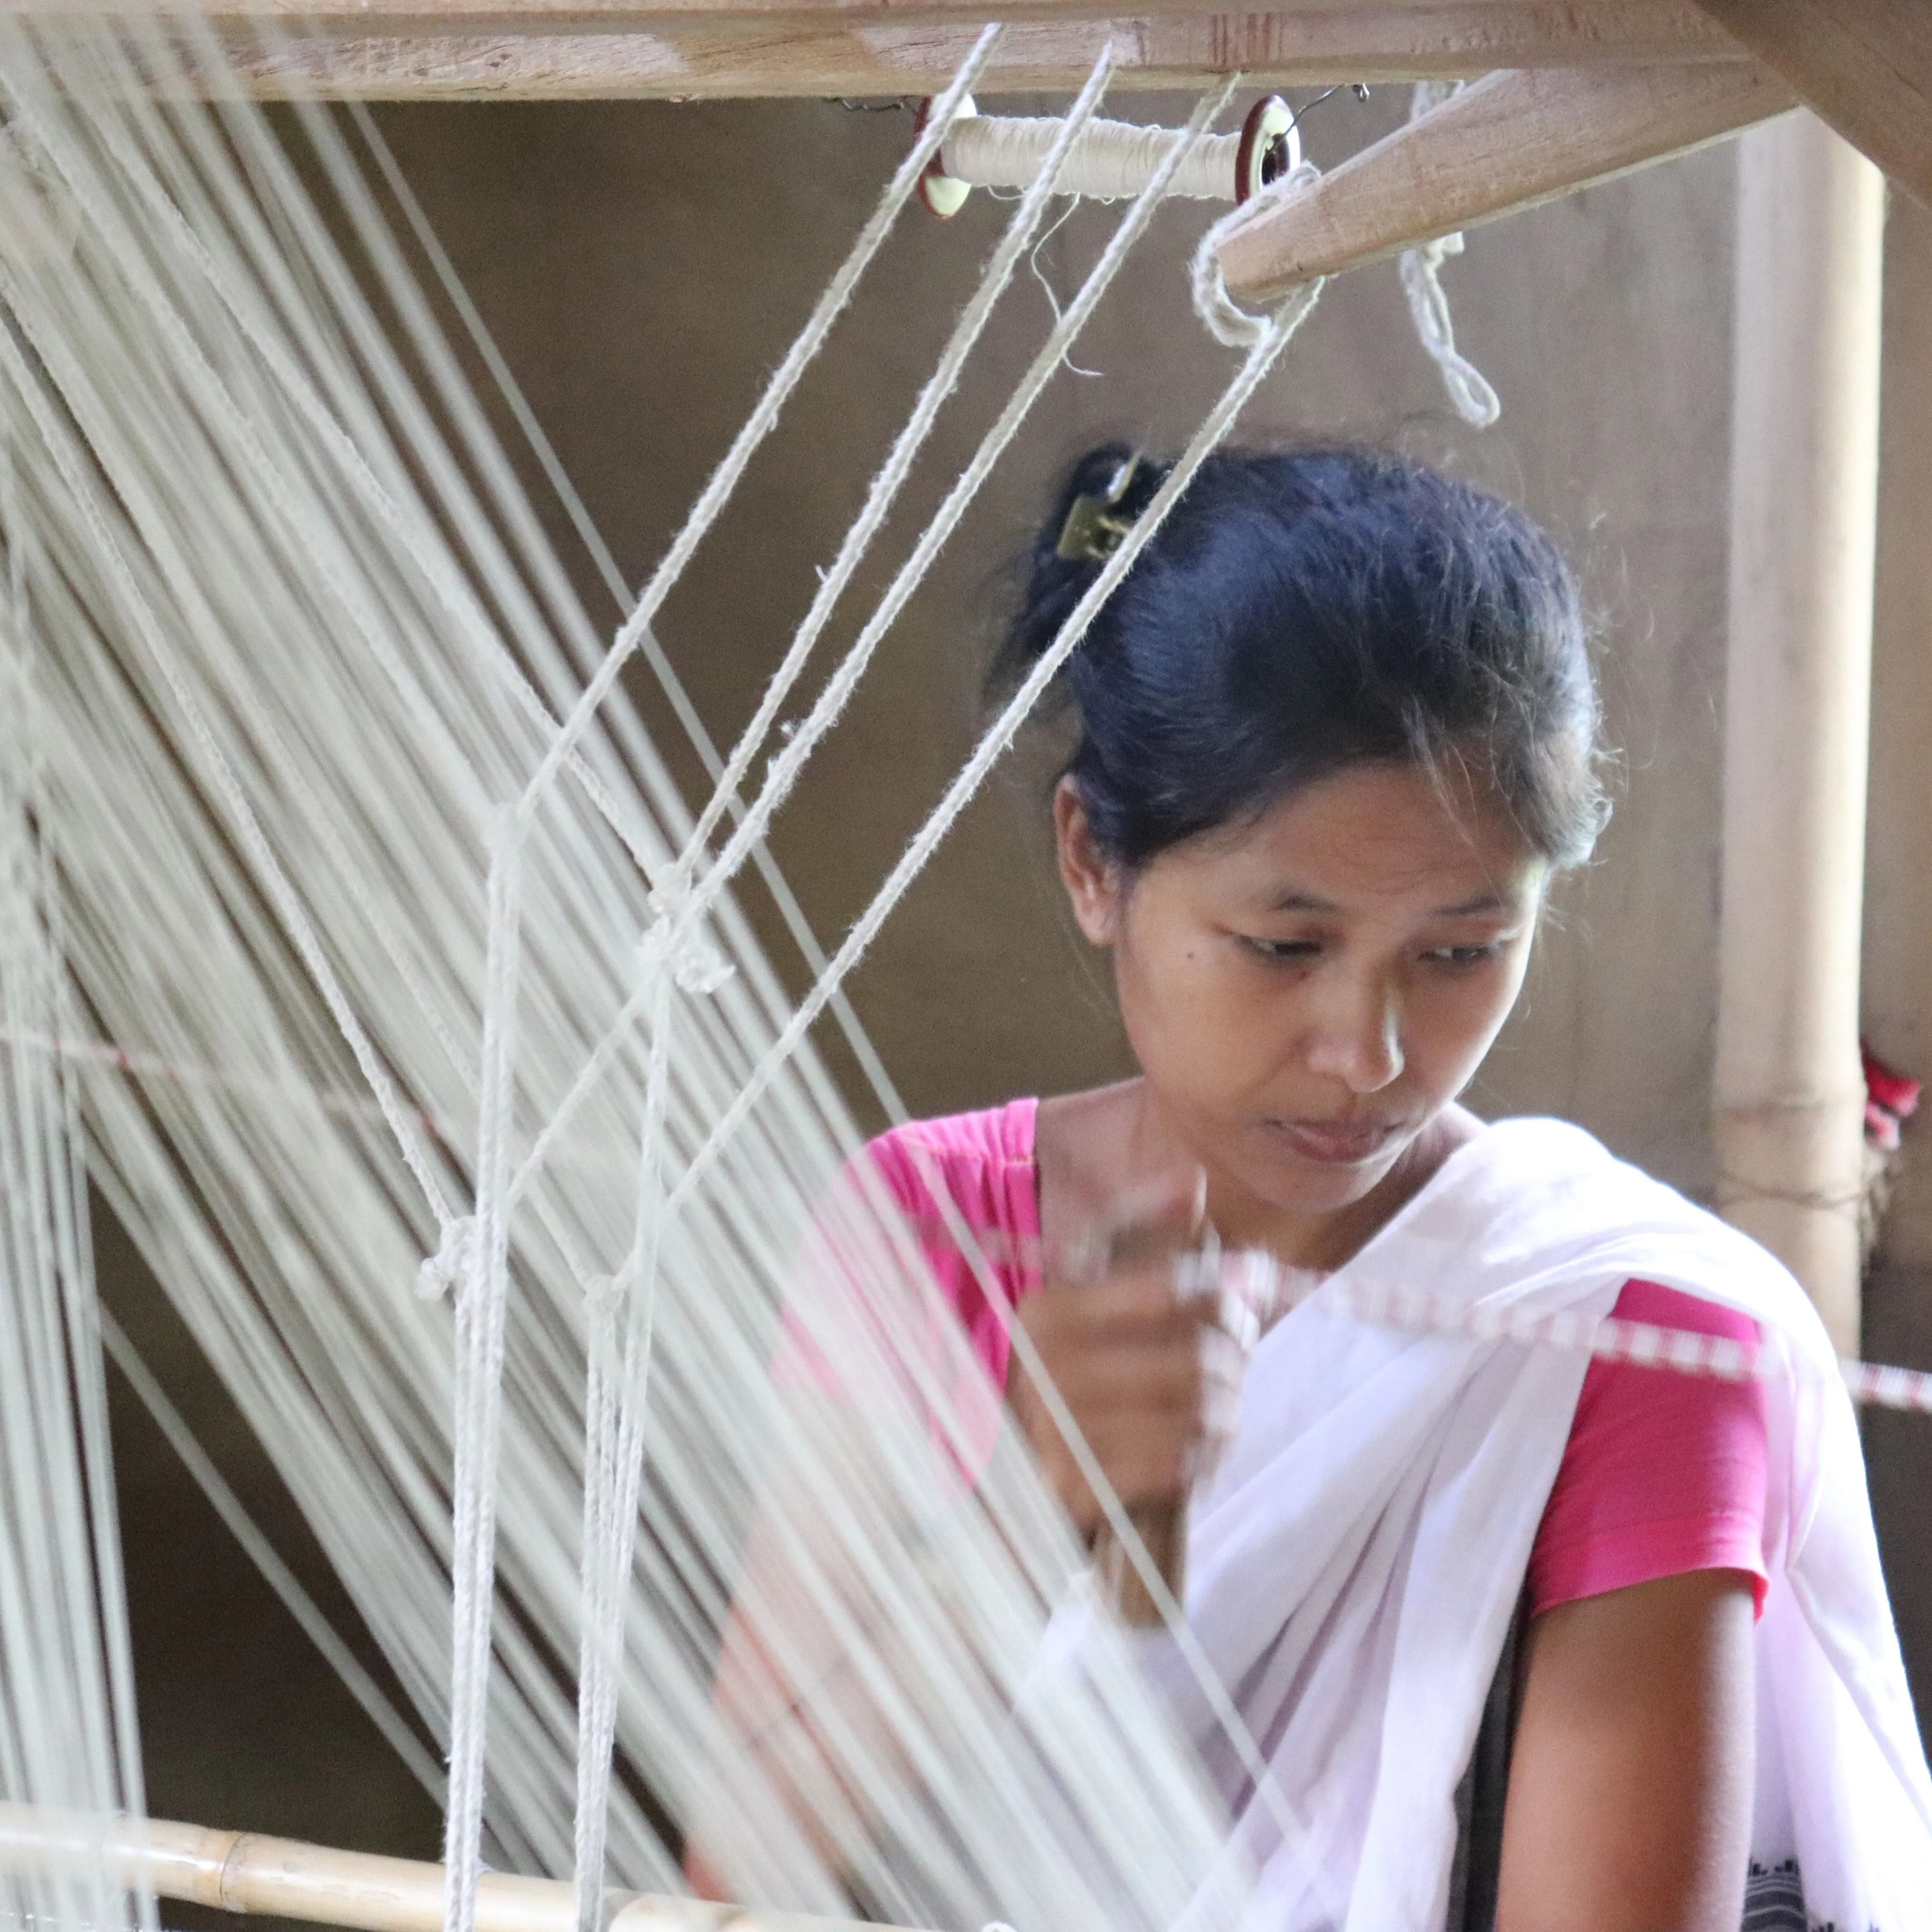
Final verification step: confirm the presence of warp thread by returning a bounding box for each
[444,815,526,1932]
[573,954,675,1932]
[677,48,1120,871]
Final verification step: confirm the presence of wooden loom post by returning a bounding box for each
[1714,111,1886,1356]
[1214,57,1795,306]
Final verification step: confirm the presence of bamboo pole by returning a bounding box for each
[1714,111,1886,1356]
[1216,57,1792,306]
[0,1804,905,1932]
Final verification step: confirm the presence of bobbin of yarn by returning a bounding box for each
[915,93,1298,217]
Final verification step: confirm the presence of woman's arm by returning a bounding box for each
[1496,1569,1757,1932]
[685,1390,932,1900]
[688,1186,1236,1899]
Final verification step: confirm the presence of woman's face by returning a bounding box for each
[1055,760,1546,1222]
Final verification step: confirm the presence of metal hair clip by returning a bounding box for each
[1055,454,1144,564]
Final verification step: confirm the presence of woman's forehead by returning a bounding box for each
[1181,764,1544,909]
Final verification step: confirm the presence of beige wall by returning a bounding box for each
[363,93,1742,1193]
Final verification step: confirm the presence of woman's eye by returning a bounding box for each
[1425,943,1500,968]
[1241,936,1320,963]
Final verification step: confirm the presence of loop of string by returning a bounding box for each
[417,1214,477,1303]
[1190,159,1321,347]
[1397,80,1501,427]
[644,880,735,997]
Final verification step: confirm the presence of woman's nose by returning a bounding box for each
[1302,976,1404,1093]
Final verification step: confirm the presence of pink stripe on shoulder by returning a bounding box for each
[1527,1279,1769,1619]
[866,1098,1043,1391]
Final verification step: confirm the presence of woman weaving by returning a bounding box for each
[697,449,1932,1932]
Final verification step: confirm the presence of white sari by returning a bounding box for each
[1051,1118,1932,1932]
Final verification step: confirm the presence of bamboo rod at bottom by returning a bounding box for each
[0,1804,909,1932]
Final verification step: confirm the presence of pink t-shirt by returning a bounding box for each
[864,1098,1769,1619]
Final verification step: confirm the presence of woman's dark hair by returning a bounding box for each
[992,444,1605,872]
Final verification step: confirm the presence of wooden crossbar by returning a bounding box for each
[6,1,1746,99]
[0,0,1738,34]
[1218,57,1795,304]
[0,2,1920,216]
[201,13,1741,99]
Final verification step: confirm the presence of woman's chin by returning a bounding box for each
[1226,1130,1413,1221]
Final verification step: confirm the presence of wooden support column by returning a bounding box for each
[1715,110,1885,1352]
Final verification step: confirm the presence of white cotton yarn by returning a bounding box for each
[0,15,1314,1932]
[940,113,1248,202]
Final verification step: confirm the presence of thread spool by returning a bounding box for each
[917,95,1298,218]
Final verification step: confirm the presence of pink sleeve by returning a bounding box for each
[862,1098,1043,1392]
[772,1100,1042,1477]
[1526,1279,1769,1619]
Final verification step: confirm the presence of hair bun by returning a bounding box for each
[994,444,1170,689]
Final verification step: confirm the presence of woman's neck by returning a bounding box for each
[1035,1079,1480,1275]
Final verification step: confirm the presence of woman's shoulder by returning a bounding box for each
[857,1100,1044,1311]
[864,1099,1041,1235]
[1529,1276,1769,1618]
[868,1098,1039,1180]
[1399,1114,1826,1350]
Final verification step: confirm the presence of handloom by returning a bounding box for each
[0,10,1924,1932]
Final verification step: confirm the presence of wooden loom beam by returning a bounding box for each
[1216,57,1794,305]
[7,0,1743,36]
[202,13,1740,100]
[0,1803,911,1932]
[5,1,1747,99]
[1692,0,1932,208]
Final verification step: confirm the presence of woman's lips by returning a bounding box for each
[1264,1118,1401,1166]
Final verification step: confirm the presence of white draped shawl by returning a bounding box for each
[1050,1118,1932,1932]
